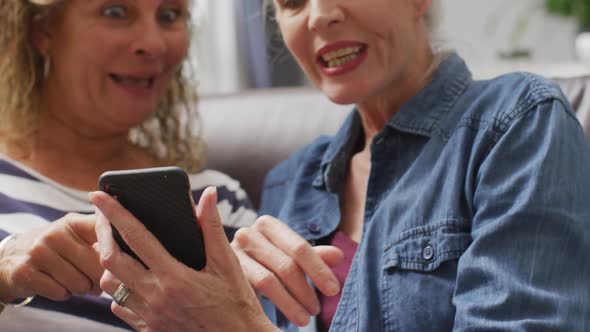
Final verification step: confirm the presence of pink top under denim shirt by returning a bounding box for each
[259,52,590,331]
[317,231,358,332]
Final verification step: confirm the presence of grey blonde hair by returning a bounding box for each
[264,0,441,40]
[0,0,205,172]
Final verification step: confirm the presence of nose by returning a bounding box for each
[132,19,167,59]
[308,0,345,31]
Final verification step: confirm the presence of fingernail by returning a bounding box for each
[325,280,340,296]
[310,302,321,316]
[296,311,310,326]
[197,187,217,214]
[206,186,217,197]
[88,192,103,207]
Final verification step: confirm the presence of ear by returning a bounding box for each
[31,18,53,56]
[413,0,432,19]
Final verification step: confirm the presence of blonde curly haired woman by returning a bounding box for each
[0,0,255,329]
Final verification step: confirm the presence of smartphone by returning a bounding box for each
[98,166,206,271]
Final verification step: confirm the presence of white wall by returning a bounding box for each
[191,0,246,94]
[438,0,578,75]
[193,0,581,94]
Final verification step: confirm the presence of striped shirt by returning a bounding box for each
[0,154,257,329]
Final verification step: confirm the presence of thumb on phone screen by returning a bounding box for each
[195,187,235,268]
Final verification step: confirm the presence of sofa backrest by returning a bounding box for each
[200,87,349,208]
[200,77,590,208]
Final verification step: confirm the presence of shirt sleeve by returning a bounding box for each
[189,170,258,241]
[0,230,10,241]
[214,184,257,241]
[452,99,590,330]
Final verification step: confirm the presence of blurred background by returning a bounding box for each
[191,0,590,95]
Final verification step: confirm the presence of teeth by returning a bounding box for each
[122,77,151,88]
[111,75,152,88]
[327,53,360,68]
[321,46,362,62]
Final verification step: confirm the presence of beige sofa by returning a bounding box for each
[2,76,590,331]
[200,76,590,208]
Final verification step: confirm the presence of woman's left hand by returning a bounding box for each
[89,187,278,332]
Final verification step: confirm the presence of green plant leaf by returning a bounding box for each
[546,0,590,28]
[545,0,574,15]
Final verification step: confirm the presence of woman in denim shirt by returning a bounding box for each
[231,0,590,331]
[93,0,590,330]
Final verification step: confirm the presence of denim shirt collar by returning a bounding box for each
[313,52,473,192]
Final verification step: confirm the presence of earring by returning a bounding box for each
[43,55,51,79]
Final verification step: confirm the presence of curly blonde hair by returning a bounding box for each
[0,0,205,172]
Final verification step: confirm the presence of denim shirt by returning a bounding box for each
[259,53,590,331]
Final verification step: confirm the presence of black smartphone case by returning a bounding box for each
[98,167,206,271]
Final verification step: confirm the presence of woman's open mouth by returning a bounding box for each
[319,45,367,68]
[316,42,368,76]
[109,74,155,89]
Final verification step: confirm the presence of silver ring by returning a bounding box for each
[113,283,132,307]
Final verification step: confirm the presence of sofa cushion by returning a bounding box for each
[0,306,128,332]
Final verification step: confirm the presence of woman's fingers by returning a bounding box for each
[110,302,150,332]
[313,245,344,267]
[33,246,93,296]
[89,191,173,272]
[100,270,179,331]
[93,205,157,296]
[4,219,101,300]
[233,227,320,316]
[12,267,69,301]
[231,216,346,326]
[102,270,178,332]
[100,271,151,320]
[255,216,341,297]
[51,216,104,294]
[195,187,238,270]
[62,214,98,245]
[93,197,186,330]
[234,249,312,327]
[92,187,275,331]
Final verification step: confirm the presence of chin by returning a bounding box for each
[321,86,365,106]
[119,106,156,125]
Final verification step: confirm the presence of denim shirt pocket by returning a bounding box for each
[383,220,471,272]
[379,220,472,331]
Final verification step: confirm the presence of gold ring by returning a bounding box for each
[13,296,35,307]
[112,283,132,307]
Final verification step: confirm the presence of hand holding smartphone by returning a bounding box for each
[98,166,206,271]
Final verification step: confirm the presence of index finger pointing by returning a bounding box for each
[255,216,341,296]
[89,191,173,272]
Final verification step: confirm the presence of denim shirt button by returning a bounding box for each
[308,223,321,234]
[422,245,434,261]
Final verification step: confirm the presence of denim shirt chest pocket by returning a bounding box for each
[380,220,471,331]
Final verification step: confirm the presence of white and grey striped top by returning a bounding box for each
[0,154,257,329]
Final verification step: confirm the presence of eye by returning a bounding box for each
[281,0,305,9]
[157,8,184,24]
[102,5,128,19]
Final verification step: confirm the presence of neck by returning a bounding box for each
[357,45,436,149]
[6,107,157,191]
[37,111,137,163]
